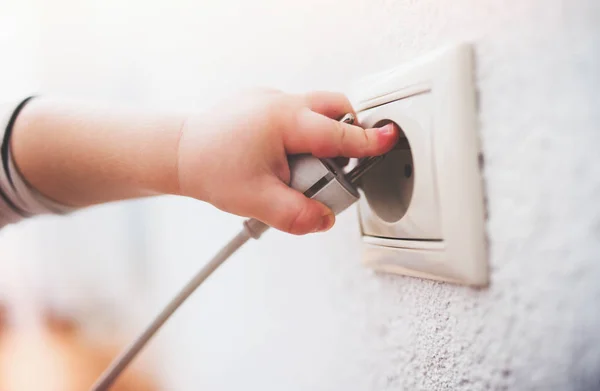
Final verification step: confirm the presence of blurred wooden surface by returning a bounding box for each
[0,306,156,391]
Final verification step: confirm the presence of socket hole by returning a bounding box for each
[361,119,414,223]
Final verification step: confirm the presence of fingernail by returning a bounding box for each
[377,123,395,135]
[317,212,335,232]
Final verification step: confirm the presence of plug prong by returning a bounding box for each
[346,155,384,185]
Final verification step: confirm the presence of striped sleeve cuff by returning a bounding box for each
[0,97,74,228]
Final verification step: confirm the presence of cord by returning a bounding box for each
[90,114,383,390]
[90,219,269,391]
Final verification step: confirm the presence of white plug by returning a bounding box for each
[245,113,382,239]
[245,155,362,239]
[287,112,382,216]
[289,155,359,215]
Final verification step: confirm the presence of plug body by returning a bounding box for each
[288,155,359,215]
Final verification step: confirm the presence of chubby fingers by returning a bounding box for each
[285,107,399,158]
[301,90,355,120]
[251,179,335,235]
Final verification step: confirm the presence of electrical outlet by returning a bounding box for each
[351,43,488,286]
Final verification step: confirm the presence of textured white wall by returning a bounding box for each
[140,0,600,390]
[2,0,599,389]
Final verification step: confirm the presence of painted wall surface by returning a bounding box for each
[1,0,599,390]
[141,1,600,389]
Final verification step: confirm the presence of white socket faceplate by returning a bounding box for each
[351,43,488,286]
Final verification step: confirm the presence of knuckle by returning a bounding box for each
[268,105,292,133]
[334,121,348,155]
[360,128,371,153]
[336,92,352,107]
[286,200,318,235]
[286,202,309,234]
[339,123,348,147]
[322,90,349,107]
[274,160,291,184]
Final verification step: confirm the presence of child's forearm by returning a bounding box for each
[11,97,183,207]
[5,90,397,234]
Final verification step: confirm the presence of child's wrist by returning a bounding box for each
[149,115,188,197]
[172,114,215,203]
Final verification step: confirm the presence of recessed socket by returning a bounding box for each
[357,93,442,241]
[360,121,414,224]
[350,43,488,286]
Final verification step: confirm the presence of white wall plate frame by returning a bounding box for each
[351,43,488,286]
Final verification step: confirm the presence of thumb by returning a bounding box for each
[252,181,335,235]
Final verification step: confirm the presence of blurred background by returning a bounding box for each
[1,0,599,390]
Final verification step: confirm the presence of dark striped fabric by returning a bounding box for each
[0,97,72,228]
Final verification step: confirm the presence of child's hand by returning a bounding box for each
[177,89,398,235]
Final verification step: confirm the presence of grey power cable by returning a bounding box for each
[90,219,269,391]
[91,113,385,390]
